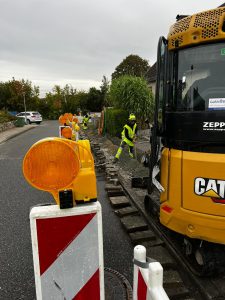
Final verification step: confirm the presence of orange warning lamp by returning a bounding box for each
[64,113,73,122]
[58,115,64,125]
[61,126,72,139]
[68,113,73,122]
[23,138,97,208]
[59,113,73,125]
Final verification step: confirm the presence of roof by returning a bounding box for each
[145,62,157,83]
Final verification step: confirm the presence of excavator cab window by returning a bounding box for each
[156,37,167,134]
[173,43,225,112]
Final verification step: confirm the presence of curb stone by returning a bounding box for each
[0,125,37,144]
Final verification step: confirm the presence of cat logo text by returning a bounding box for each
[194,177,225,199]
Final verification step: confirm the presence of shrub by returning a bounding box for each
[109,75,154,124]
[104,108,128,137]
[14,117,26,127]
[0,111,17,123]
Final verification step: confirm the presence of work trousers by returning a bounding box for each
[82,122,87,130]
[115,140,134,159]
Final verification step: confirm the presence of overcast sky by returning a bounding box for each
[0,0,223,96]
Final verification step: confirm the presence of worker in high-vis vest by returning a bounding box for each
[113,113,137,163]
[82,114,90,130]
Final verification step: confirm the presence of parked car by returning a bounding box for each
[16,111,42,124]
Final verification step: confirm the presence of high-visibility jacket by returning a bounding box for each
[121,123,137,146]
[83,116,89,124]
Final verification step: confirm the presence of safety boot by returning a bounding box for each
[113,157,119,164]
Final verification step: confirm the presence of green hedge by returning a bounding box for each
[104,108,128,137]
[0,111,17,123]
[14,117,26,127]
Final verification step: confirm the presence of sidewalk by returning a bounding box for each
[0,125,37,144]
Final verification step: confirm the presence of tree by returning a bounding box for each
[61,84,77,113]
[0,78,40,112]
[86,87,103,112]
[109,75,154,123]
[111,54,150,80]
[37,98,50,119]
[40,84,80,119]
[100,75,110,106]
[75,91,88,112]
[0,82,11,110]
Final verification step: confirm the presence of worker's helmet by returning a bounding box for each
[129,113,136,121]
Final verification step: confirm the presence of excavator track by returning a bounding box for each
[144,191,225,277]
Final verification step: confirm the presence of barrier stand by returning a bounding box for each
[23,138,104,299]
[24,138,169,300]
[133,245,169,300]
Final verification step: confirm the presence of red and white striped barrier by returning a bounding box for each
[30,202,104,300]
[133,245,169,300]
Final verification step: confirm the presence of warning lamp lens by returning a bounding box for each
[59,115,65,125]
[61,127,72,139]
[23,140,80,191]
[68,113,73,122]
[161,205,173,213]
[211,198,225,204]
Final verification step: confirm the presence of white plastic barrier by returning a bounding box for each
[133,245,169,300]
[75,131,80,141]
[30,202,104,300]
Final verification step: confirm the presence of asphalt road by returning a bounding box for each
[0,120,133,300]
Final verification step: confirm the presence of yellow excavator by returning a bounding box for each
[145,4,225,275]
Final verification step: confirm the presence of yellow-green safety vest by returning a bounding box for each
[83,117,89,124]
[121,123,137,146]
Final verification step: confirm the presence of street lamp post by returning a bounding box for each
[23,92,27,124]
